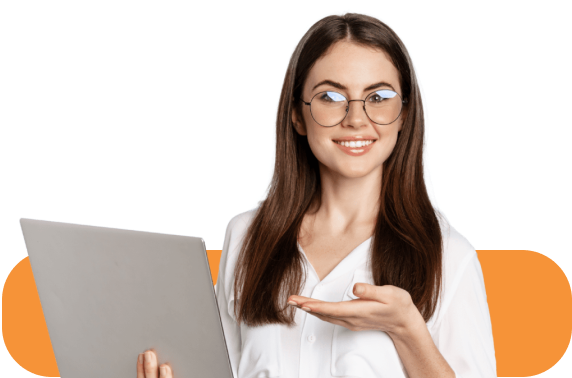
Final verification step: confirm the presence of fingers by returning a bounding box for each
[159,364,173,378]
[137,353,145,378]
[138,350,173,378]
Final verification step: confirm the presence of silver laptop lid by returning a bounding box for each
[20,218,233,378]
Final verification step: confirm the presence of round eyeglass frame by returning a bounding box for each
[300,90,408,127]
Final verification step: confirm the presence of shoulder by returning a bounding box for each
[217,204,261,297]
[220,203,262,264]
[436,211,478,270]
[224,204,260,239]
[426,211,480,328]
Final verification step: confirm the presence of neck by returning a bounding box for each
[312,163,382,235]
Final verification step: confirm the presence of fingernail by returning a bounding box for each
[301,306,311,312]
[287,301,297,306]
[138,353,143,364]
[160,366,168,376]
[354,284,364,295]
[145,351,153,362]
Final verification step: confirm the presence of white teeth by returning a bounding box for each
[335,140,374,147]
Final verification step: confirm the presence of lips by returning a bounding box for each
[332,136,378,141]
[333,139,375,156]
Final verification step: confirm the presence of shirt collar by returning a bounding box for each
[297,236,372,285]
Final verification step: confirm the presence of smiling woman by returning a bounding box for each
[292,41,406,179]
[137,12,497,378]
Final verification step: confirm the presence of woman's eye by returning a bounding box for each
[319,91,345,102]
[368,90,397,104]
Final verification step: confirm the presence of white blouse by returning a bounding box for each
[215,207,497,378]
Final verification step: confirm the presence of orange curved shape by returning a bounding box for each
[2,250,571,377]
[2,257,59,376]
[477,250,572,376]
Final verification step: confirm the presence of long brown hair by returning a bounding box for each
[234,13,443,327]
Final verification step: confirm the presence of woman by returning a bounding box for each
[137,13,496,378]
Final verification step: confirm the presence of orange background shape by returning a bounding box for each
[2,250,572,377]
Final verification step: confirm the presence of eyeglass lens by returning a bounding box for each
[310,90,403,127]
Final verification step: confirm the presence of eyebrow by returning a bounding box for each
[311,79,396,92]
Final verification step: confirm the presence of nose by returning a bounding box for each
[342,100,368,129]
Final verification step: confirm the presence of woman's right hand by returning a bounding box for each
[137,349,173,378]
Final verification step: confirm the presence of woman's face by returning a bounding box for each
[292,41,405,179]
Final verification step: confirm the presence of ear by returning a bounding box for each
[291,106,307,136]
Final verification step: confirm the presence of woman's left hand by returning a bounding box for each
[287,283,424,337]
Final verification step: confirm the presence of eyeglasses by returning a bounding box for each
[300,89,407,127]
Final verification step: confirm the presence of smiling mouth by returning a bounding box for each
[333,139,376,148]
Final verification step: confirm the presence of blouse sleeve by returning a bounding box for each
[430,252,497,378]
[214,216,244,378]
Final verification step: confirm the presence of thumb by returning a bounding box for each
[354,283,367,296]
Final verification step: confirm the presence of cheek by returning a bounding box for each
[302,114,333,156]
[372,125,400,159]
[306,128,333,159]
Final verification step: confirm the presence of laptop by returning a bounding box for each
[19,218,234,378]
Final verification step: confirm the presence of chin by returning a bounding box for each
[337,164,382,179]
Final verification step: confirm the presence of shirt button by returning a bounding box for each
[307,335,316,343]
